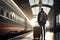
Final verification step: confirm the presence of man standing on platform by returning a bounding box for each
[37,8,48,40]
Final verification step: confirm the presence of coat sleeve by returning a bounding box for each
[46,14,48,20]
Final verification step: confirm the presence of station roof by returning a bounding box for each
[13,0,54,26]
[14,0,53,20]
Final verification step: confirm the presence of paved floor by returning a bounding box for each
[8,31,54,40]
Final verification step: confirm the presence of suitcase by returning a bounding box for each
[33,26,42,39]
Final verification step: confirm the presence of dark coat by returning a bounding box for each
[37,11,48,25]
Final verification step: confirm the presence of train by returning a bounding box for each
[0,7,32,36]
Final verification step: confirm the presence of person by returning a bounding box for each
[37,8,48,40]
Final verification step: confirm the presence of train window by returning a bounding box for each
[10,14,12,19]
[7,12,9,18]
[14,15,15,20]
[11,12,15,20]
[0,9,1,15]
[9,12,14,20]
[4,10,7,17]
[12,14,14,20]
[12,15,14,20]
[14,14,16,21]
[0,9,4,16]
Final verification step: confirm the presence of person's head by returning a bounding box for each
[41,8,44,13]
[41,8,43,11]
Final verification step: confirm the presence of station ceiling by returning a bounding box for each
[14,0,54,20]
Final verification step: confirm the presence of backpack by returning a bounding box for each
[40,12,47,22]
